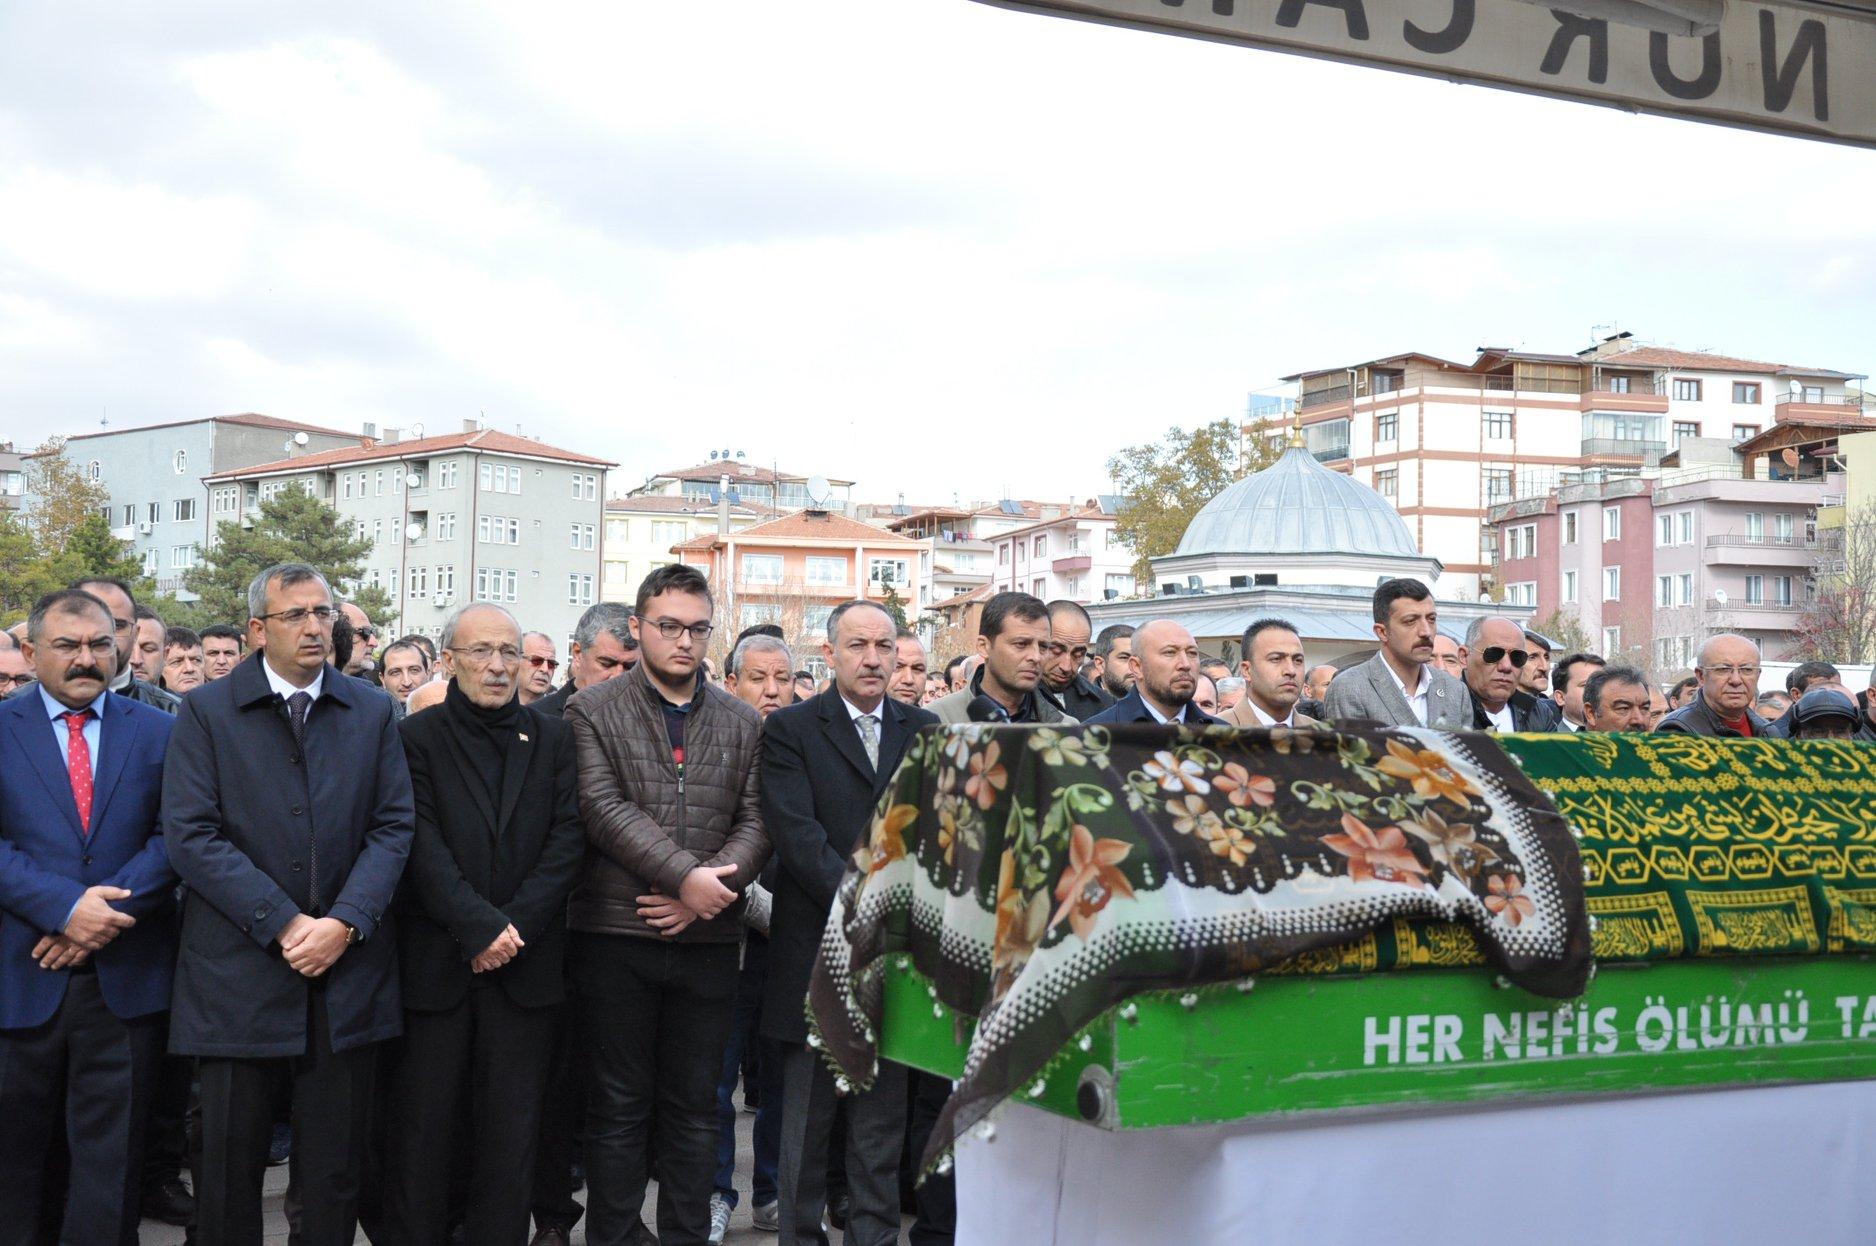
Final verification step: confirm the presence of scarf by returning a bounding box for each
[439,677,523,814]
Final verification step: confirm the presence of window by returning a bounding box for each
[1561,570,1578,603]
[802,606,832,635]
[373,519,383,545]
[741,603,783,628]
[650,520,686,547]
[1603,566,1621,600]
[479,463,522,494]
[1773,575,1793,606]
[212,487,238,515]
[87,460,101,481]
[571,473,599,500]
[1745,575,1764,605]
[121,503,135,527]
[437,461,458,489]
[374,469,385,496]
[354,518,367,542]
[342,474,354,499]
[173,498,196,522]
[1032,578,1046,596]
[1803,385,1825,403]
[1733,382,1761,404]
[998,544,1010,565]
[172,449,187,475]
[436,565,455,597]
[1658,575,1674,607]
[1484,411,1514,440]
[1775,513,1794,544]
[741,554,784,584]
[568,573,595,606]
[1672,420,1700,447]
[1745,512,1764,541]
[1608,375,1631,394]
[1677,573,1693,605]
[409,566,429,598]
[148,502,160,525]
[1732,424,1759,443]
[869,558,909,587]
[1505,582,1536,606]
[1602,506,1621,542]
[1657,514,1674,547]
[1375,412,1398,442]
[1676,511,1693,544]
[1506,524,1536,560]
[1601,626,1621,655]
[474,567,519,603]
[1673,378,1702,401]
[1484,469,1512,502]
[1374,468,1397,499]
[1033,535,1047,558]
[1657,638,1680,669]
[606,519,628,543]
[142,548,159,577]
[1563,512,1578,545]
[435,512,456,541]
[477,515,520,545]
[170,545,196,570]
[569,523,596,550]
[806,555,846,585]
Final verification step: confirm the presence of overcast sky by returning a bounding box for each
[1,1,1872,504]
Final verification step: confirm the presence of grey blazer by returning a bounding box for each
[1322,653,1470,731]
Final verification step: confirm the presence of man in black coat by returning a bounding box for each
[162,563,414,1246]
[1460,616,1562,733]
[383,604,584,1246]
[761,600,938,1246]
[1040,600,1113,721]
[1084,620,1223,727]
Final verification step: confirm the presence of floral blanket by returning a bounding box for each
[808,720,1591,1167]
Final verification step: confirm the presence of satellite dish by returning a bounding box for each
[405,473,422,488]
[405,523,424,541]
[293,432,310,446]
[806,475,831,507]
[1713,589,1729,605]
[410,422,424,438]
[1781,447,1801,469]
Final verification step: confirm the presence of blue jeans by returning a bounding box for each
[714,935,781,1209]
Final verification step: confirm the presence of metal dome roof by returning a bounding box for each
[1173,445,1420,559]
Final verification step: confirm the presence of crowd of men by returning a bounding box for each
[3,566,1872,1246]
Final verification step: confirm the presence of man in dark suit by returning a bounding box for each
[762,599,939,1246]
[162,562,415,1246]
[532,601,637,720]
[1084,619,1223,727]
[0,589,179,1246]
[385,603,584,1246]
[1460,616,1562,733]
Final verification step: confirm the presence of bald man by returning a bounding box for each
[1084,620,1221,726]
[1459,616,1561,732]
[1655,634,1770,737]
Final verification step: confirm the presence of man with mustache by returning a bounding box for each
[1322,578,1468,730]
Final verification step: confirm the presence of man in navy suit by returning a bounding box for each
[761,599,939,1246]
[0,588,178,1245]
[162,562,415,1246]
[1084,619,1223,727]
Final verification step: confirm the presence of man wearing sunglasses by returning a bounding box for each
[519,632,560,706]
[1459,616,1562,733]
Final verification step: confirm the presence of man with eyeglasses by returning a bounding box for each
[1459,616,1562,733]
[383,603,584,1246]
[1655,634,1771,737]
[519,632,560,705]
[162,562,415,1246]
[565,565,769,1246]
[0,630,33,695]
[1039,600,1113,721]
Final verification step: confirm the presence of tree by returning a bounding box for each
[1793,502,1876,664]
[1108,417,1284,585]
[25,438,112,552]
[177,485,395,627]
[879,583,909,630]
[1532,607,1594,656]
[0,442,147,625]
[0,511,70,625]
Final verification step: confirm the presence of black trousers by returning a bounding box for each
[530,973,587,1235]
[905,1070,956,1245]
[775,1043,907,1246]
[0,975,162,1246]
[195,985,377,1246]
[575,933,740,1246]
[384,981,558,1246]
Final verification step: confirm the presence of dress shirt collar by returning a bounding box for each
[39,683,108,722]
[1484,702,1515,733]
[262,658,324,703]
[1139,693,1197,725]
[840,693,884,726]
[1243,697,1294,729]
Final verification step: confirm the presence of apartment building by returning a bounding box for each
[0,441,24,512]
[984,498,1137,602]
[601,495,776,605]
[627,455,856,515]
[882,498,1079,611]
[25,413,361,595]
[203,421,615,645]
[1280,334,1863,598]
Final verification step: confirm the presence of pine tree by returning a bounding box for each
[174,485,395,627]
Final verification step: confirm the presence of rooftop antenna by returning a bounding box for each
[99,407,109,432]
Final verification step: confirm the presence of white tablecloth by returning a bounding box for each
[956,1082,1876,1245]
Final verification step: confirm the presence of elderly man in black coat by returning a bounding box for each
[383,603,585,1246]
[161,563,414,1246]
[761,599,939,1246]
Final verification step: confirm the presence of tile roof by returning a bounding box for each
[647,461,856,487]
[1591,346,1860,379]
[603,495,778,517]
[54,412,357,445]
[672,508,921,549]
[204,428,616,479]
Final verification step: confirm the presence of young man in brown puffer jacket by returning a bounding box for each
[564,564,769,1246]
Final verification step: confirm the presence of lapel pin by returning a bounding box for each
[519,733,530,742]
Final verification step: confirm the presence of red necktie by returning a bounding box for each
[64,709,94,837]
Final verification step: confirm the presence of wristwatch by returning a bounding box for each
[339,920,360,945]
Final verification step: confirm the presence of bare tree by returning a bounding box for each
[1794,502,1876,664]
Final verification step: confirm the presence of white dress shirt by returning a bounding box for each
[1382,659,1430,727]
[262,659,325,706]
[1242,698,1295,729]
[1483,703,1515,733]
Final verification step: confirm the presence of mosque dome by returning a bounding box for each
[1173,444,1421,560]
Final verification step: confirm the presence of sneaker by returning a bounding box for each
[267,1122,292,1167]
[750,1200,780,1232]
[708,1193,733,1245]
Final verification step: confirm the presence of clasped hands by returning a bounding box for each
[637,864,739,937]
[276,914,352,978]
[34,884,135,970]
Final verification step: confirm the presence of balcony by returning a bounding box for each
[110,523,137,542]
[1703,534,1818,567]
[1581,390,1670,415]
[1776,393,1867,419]
[1052,555,1092,574]
[1720,603,1805,630]
[1580,438,1665,460]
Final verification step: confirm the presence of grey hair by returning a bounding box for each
[1215,676,1245,695]
[1463,615,1520,647]
[247,563,331,621]
[440,602,521,651]
[521,630,554,650]
[573,602,633,650]
[729,634,792,677]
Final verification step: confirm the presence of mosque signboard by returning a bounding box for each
[967,0,1876,149]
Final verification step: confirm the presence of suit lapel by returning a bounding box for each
[818,692,877,784]
[494,726,532,840]
[82,695,137,834]
[1367,658,1416,725]
[3,697,86,841]
[873,701,914,794]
